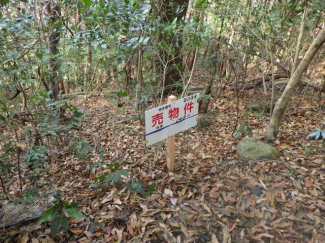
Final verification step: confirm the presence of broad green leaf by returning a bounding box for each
[39,204,58,223]
[0,0,9,7]
[51,216,61,238]
[0,115,6,123]
[117,90,128,98]
[197,0,207,8]
[95,172,109,182]
[235,132,242,139]
[142,37,150,45]
[247,127,253,135]
[26,197,34,204]
[63,201,79,208]
[65,208,85,219]
[14,199,21,205]
[132,181,146,195]
[90,184,104,190]
[247,103,254,110]
[61,215,69,232]
[104,169,128,183]
[108,162,121,171]
[147,183,156,196]
[84,0,91,7]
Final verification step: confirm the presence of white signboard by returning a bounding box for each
[145,93,200,146]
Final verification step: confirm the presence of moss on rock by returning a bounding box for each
[236,138,280,160]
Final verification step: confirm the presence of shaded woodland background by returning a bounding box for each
[0,0,325,242]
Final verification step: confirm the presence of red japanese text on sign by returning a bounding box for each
[184,101,194,114]
[145,93,199,146]
[168,107,179,120]
[151,113,163,127]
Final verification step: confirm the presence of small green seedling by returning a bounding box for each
[39,198,84,238]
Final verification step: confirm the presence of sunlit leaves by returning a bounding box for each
[0,0,9,7]
[65,208,85,219]
[84,0,91,8]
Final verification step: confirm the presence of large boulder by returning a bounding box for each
[236,138,280,160]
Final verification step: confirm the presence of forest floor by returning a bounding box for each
[1,72,325,242]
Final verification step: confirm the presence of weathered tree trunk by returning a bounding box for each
[48,3,61,101]
[86,38,92,88]
[265,27,325,140]
[292,5,308,74]
[154,0,189,96]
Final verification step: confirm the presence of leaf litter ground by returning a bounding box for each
[0,88,324,243]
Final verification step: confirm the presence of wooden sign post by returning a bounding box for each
[167,95,177,172]
[145,93,199,172]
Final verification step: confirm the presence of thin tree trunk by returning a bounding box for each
[136,47,144,112]
[265,27,325,140]
[270,54,275,116]
[48,3,61,101]
[137,47,144,89]
[0,174,9,200]
[86,38,92,88]
[292,5,308,74]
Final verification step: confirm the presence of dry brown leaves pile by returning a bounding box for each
[1,87,324,243]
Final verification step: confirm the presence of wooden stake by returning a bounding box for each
[167,95,177,172]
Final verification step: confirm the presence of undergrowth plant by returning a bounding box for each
[197,113,213,130]
[90,162,156,196]
[235,103,253,140]
[39,197,85,238]
[0,91,85,199]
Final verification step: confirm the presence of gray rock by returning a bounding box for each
[236,138,280,160]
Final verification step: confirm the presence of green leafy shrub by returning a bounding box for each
[39,198,84,238]
[0,142,16,172]
[197,113,213,130]
[90,162,156,196]
[235,104,253,139]
[25,146,48,170]
[125,181,156,196]
[71,138,94,160]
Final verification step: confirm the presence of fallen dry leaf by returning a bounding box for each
[18,232,29,243]
[70,228,84,235]
[251,233,275,240]
[164,188,174,197]
[211,234,219,243]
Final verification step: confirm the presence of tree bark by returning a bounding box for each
[48,3,61,101]
[265,27,325,140]
[154,0,189,96]
[86,38,92,88]
[292,5,308,74]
